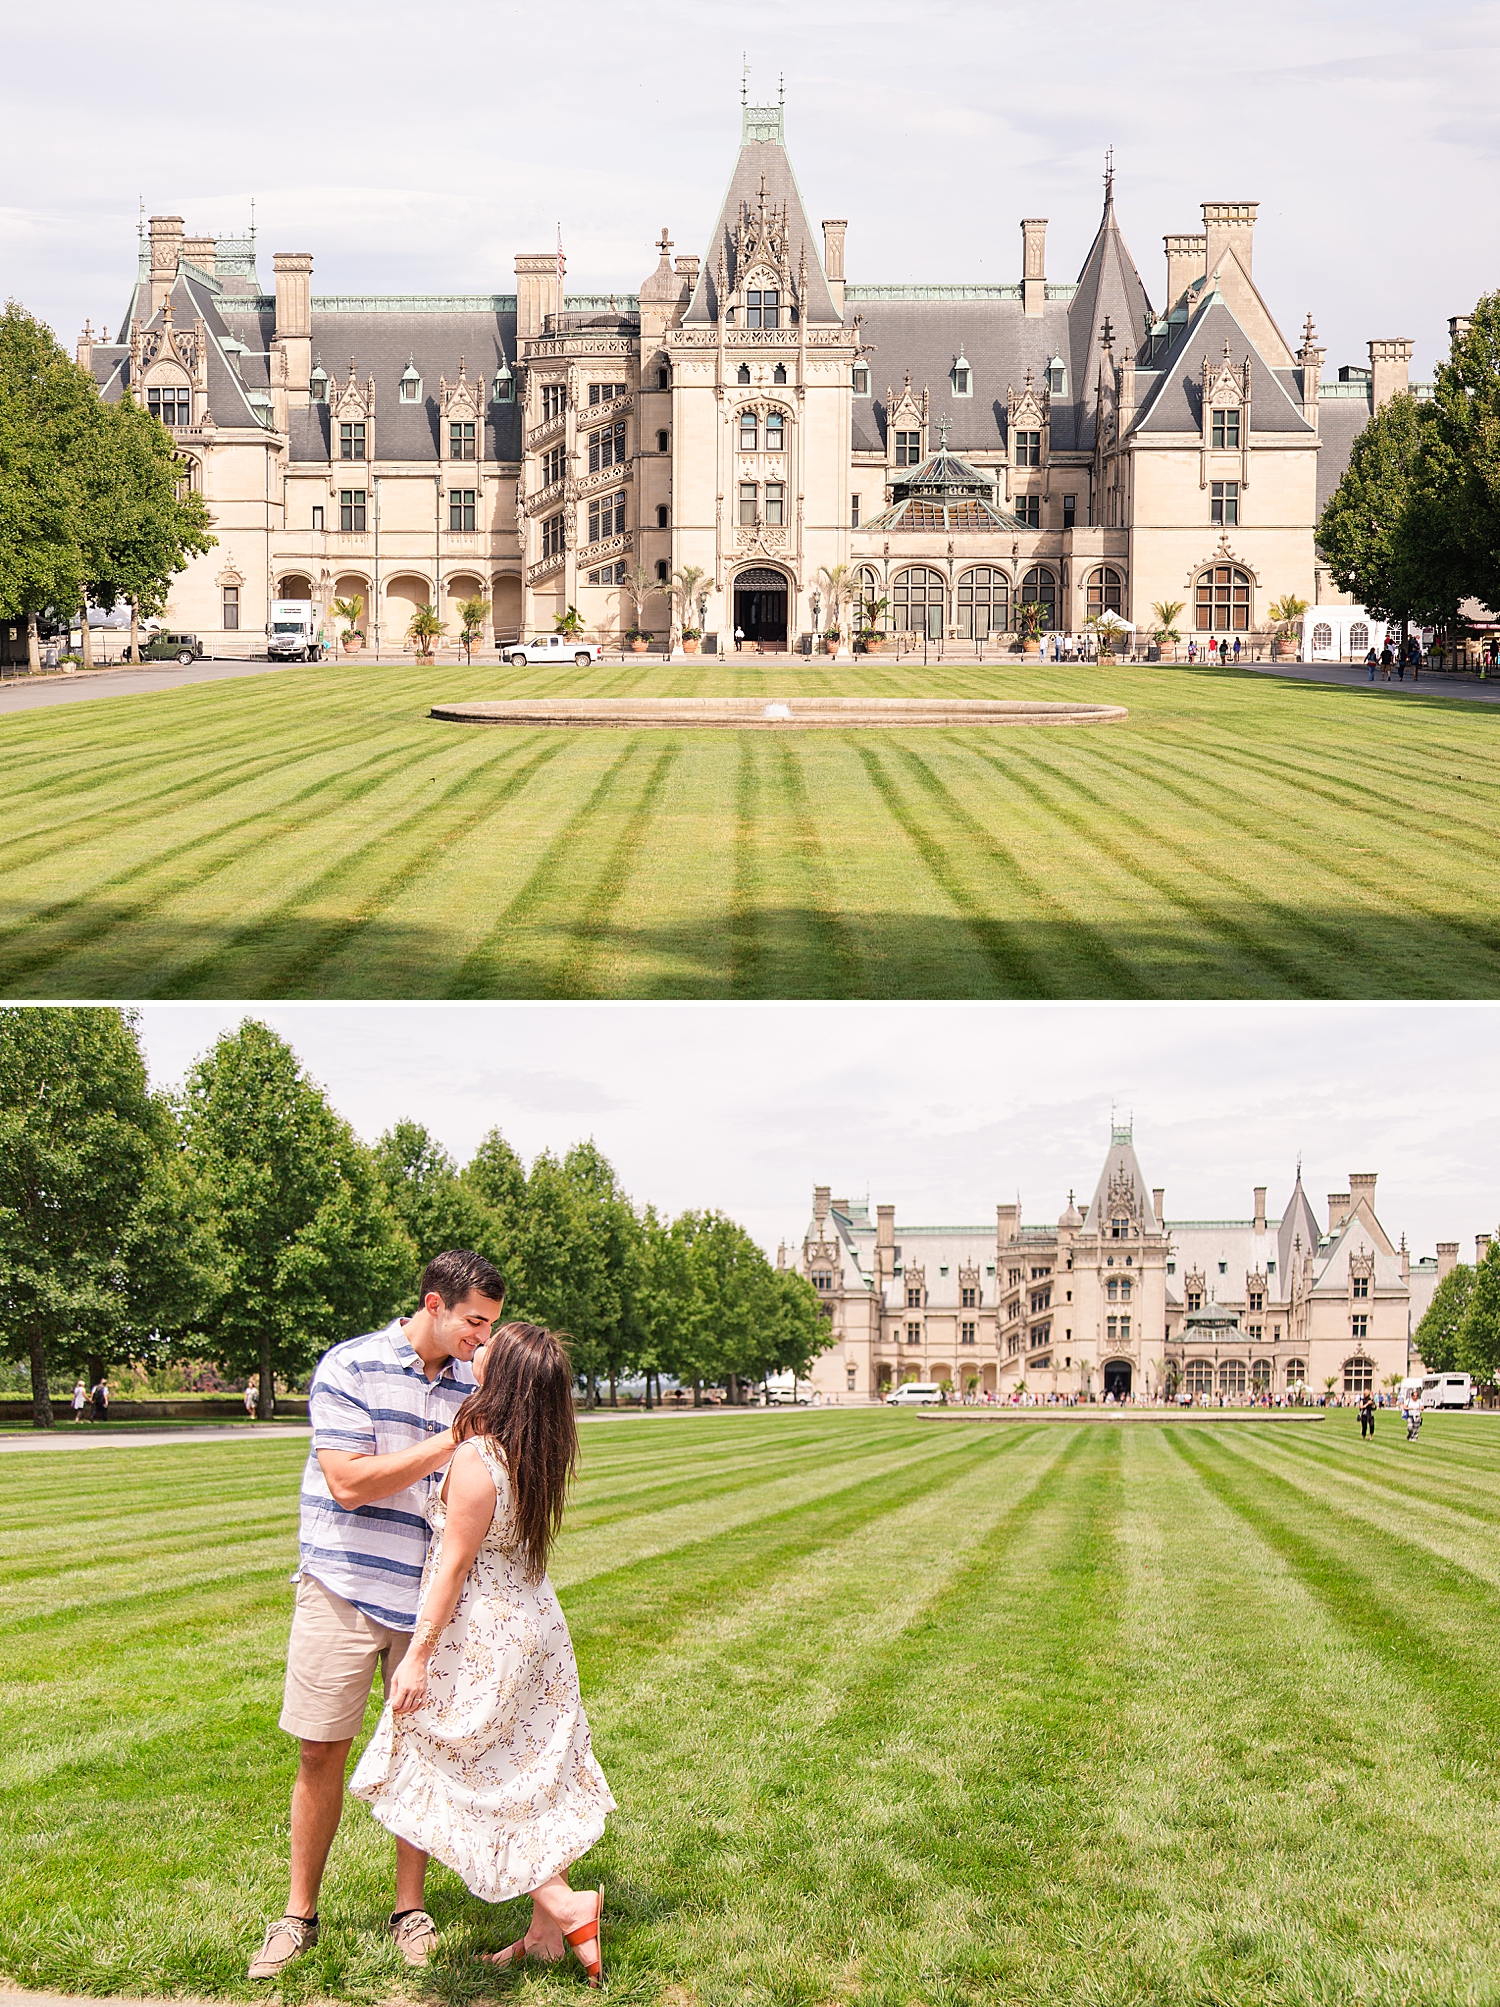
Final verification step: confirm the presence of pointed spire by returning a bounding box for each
[1104,145,1115,207]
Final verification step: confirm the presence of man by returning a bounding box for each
[1359,1388,1376,1439]
[249,1249,507,1982]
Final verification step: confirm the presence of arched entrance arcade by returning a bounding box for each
[733,566,789,651]
[1103,1358,1133,1400]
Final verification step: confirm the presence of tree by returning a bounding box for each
[1317,391,1466,643]
[1457,1240,1500,1384]
[456,595,489,664]
[816,562,854,636]
[1414,1262,1475,1373]
[621,563,660,640]
[461,1127,530,1281]
[177,1021,413,1417]
[0,1008,199,1426]
[1150,599,1184,656]
[332,594,364,638]
[0,304,91,671]
[508,1146,625,1406]
[1422,293,1500,618]
[84,390,213,663]
[670,566,709,640]
[372,1121,499,1292]
[407,603,445,660]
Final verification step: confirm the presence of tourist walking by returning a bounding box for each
[1366,647,1378,681]
[351,1322,613,1985]
[1359,1389,1376,1439]
[249,1250,507,1982]
[1404,1390,1423,1441]
[244,1381,259,1419]
[71,1379,87,1423]
[1380,642,1394,680]
[90,1376,109,1422]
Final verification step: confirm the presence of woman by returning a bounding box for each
[350,1323,614,1983]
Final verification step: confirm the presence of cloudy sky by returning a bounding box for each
[8,0,1498,380]
[134,1004,1496,1267]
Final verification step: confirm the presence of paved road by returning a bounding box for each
[1241,658,1500,705]
[0,1423,311,1452]
[0,657,301,714]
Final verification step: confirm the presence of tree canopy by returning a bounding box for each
[1414,1262,1475,1374]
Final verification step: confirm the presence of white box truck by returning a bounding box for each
[268,601,320,661]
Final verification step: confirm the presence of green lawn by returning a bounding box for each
[0,658,1497,996]
[6,1408,1500,2006]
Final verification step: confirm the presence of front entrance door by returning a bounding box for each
[733,568,788,650]
[1103,1359,1132,1400]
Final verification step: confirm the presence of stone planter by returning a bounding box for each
[1022,638,1042,659]
[681,637,701,655]
[341,633,365,653]
[629,637,650,653]
[859,635,883,654]
[1274,638,1298,660]
[823,636,840,655]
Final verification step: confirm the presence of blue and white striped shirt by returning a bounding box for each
[298,1319,474,1630]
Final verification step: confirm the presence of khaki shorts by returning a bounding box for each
[279,1573,413,1743]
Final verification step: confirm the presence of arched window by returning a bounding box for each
[655,558,669,582]
[772,362,787,385]
[1183,1359,1214,1396]
[1021,566,1057,631]
[737,363,751,386]
[656,505,668,529]
[1087,567,1123,618]
[1220,1359,1247,1396]
[957,567,1010,639]
[739,409,758,451]
[852,361,870,395]
[656,429,668,453]
[891,566,946,640]
[657,364,669,389]
[765,409,785,453]
[1251,1358,1272,1392]
[1349,621,1369,652]
[1312,622,1333,651]
[1343,1355,1373,1394]
[1285,1359,1307,1385]
[1195,564,1251,632]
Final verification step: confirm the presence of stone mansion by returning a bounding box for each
[793,1123,1459,1404]
[82,94,1421,655]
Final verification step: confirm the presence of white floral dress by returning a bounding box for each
[350,1438,614,1902]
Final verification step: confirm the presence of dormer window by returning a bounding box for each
[492,361,513,402]
[853,361,870,395]
[398,360,422,403]
[1047,357,1066,395]
[951,351,972,396]
[309,364,329,404]
[746,288,779,328]
[1211,407,1241,448]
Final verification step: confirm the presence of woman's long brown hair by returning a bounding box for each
[452,1322,578,1579]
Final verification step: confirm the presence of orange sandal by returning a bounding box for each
[564,1888,604,1988]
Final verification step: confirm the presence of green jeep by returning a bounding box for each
[137,631,203,665]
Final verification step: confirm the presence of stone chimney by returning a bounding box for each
[181,234,216,274]
[1163,233,1206,312]
[1021,218,1047,318]
[1202,201,1258,280]
[1328,1192,1352,1234]
[875,1202,895,1285]
[516,252,562,341]
[675,254,700,290]
[148,214,184,315]
[1450,314,1472,351]
[1349,1172,1378,1218]
[822,219,847,314]
[1368,339,1414,410]
[996,1202,1018,1244]
[1437,1241,1459,1280]
[1254,1187,1267,1234]
[76,320,94,372]
[1479,1233,1493,1265]
[1153,1188,1165,1227]
[273,252,313,403]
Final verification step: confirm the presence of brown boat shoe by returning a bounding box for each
[248,1914,319,1980]
[389,1909,439,1967]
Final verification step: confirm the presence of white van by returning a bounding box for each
[886,1381,944,1406]
[1422,1373,1474,1410]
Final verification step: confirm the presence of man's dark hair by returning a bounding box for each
[419,1249,507,1310]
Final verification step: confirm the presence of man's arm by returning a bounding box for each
[317,1429,455,1510]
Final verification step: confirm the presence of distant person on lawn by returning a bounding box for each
[351,1322,613,1985]
[249,1250,507,1982]
[90,1376,109,1421]
[243,1380,259,1419]
[71,1379,87,1423]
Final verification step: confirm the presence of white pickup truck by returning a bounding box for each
[505,633,602,667]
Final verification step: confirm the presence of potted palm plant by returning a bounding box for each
[1015,601,1046,658]
[817,563,852,655]
[333,595,365,653]
[1268,595,1309,661]
[622,564,659,651]
[457,594,489,666]
[1149,599,1184,663]
[554,605,585,638]
[671,566,709,653]
[855,591,889,653]
[406,602,445,661]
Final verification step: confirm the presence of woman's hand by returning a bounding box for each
[390,1651,431,1715]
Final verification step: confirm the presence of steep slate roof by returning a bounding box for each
[1277,1170,1322,1279]
[1081,1123,1158,1235]
[1315,392,1371,513]
[1132,295,1314,437]
[851,299,1076,454]
[685,110,840,325]
[1065,191,1153,450]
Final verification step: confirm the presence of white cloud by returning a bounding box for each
[133,1002,1499,1271]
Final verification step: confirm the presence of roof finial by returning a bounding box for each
[938,414,949,447]
[741,53,748,104]
[1104,145,1115,204]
